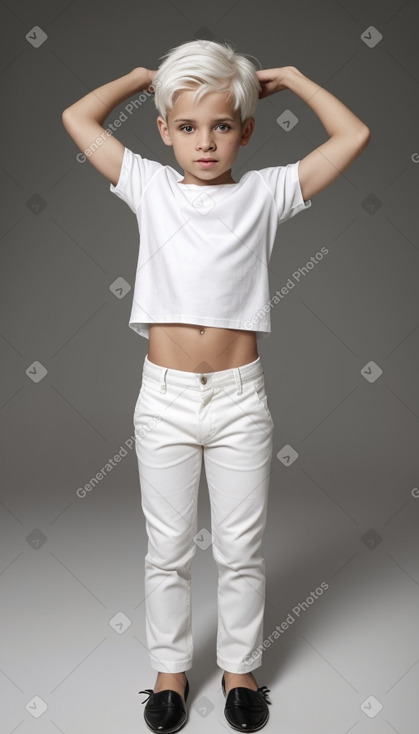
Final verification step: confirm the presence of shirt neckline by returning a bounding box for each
[176,180,238,187]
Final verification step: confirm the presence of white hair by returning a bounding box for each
[153,39,261,125]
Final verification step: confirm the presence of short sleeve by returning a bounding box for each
[109,146,163,213]
[257,160,311,224]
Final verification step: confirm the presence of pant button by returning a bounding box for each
[200,376,207,384]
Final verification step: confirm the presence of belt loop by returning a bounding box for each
[160,366,168,393]
[233,366,243,395]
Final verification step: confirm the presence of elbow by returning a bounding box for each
[62,105,78,122]
[357,125,371,149]
[62,107,78,132]
[62,107,72,127]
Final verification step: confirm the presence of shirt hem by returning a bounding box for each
[128,317,270,340]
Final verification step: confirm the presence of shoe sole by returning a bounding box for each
[224,710,269,732]
[144,712,188,734]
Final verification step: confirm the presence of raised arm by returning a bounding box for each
[257,66,371,202]
[62,67,155,186]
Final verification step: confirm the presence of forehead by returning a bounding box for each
[170,89,238,119]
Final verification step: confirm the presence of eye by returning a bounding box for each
[179,124,232,133]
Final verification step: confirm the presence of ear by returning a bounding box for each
[240,117,255,147]
[156,116,173,147]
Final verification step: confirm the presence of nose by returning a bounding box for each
[196,130,215,151]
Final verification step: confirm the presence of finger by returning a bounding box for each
[257,68,279,79]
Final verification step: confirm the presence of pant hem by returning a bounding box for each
[150,658,193,673]
[217,656,263,674]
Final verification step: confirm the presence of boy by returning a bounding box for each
[62,39,370,733]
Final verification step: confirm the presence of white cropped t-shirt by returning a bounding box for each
[110,146,312,340]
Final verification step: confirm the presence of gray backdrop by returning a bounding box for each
[1,0,418,732]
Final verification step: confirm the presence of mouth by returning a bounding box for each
[196,159,218,167]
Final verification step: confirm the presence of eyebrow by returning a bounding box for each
[174,117,235,123]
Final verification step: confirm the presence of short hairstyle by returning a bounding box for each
[153,39,261,125]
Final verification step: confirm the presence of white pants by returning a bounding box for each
[133,354,274,674]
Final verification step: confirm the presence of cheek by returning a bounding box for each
[225,137,240,152]
[174,136,188,149]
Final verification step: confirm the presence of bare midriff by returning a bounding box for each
[148,323,259,372]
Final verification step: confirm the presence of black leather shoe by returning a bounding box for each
[221,673,271,732]
[139,677,189,733]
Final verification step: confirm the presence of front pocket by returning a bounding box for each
[133,385,144,420]
[133,374,153,418]
[252,379,274,426]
